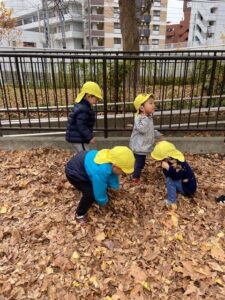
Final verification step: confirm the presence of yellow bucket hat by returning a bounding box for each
[151,141,185,162]
[75,81,103,103]
[94,146,135,174]
[134,93,153,112]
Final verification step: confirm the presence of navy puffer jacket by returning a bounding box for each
[66,99,95,143]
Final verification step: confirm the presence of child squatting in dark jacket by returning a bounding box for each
[65,146,135,224]
[66,81,102,153]
[151,141,197,207]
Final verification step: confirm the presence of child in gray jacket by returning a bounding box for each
[129,93,161,184]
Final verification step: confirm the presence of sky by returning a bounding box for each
[167,0,184,23]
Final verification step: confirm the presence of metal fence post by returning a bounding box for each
[15,56,25,113]
[103,58,108,138]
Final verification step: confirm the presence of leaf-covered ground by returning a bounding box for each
[0,149,225,300]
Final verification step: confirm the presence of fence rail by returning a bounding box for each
[0,50,225,136]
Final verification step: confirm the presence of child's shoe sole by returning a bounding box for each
[75,214,89,225]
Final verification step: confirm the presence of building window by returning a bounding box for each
[23,42,36,47]
[65,24,70,32]
[12,41,16,47]
[152,39,159,45]
[153,10,160,17]
[23,17,33,25]
[153,25,160,31]
[114,38,121,44]
[207,33,214,38]
[154,0,161,7]
[114,7,120,15]
[16,20,23,26]
[50,27,57,34]
[210,7,217,14]
[97,37,104,46]
[209,21,215,26]
[114,22,120,29]
[91,7,104,15]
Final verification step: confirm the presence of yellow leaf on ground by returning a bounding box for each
[141,281,151,291]
[211,244,225,261]
[72,281,80,287]
[0,207,8,214]
[215,278,224,286]
[46,267,54,274]
[104,297,113,300]
[171,212,178,227]
[175,232,184,241]
[101,261,107,271]
[95,231,106,242]
[217,232,224,238]
[89,276,99,288]
[132,217,137,224]
[71,251,80,263]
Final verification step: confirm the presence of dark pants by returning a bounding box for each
[66,174,95,216]
[133,154,146,179]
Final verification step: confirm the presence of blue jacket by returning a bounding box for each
[65,99,95,143]
[65,150,119,205]
[163,160,197,196]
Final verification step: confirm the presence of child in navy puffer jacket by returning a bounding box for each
[66,81,102,153]
[151,141,197,207]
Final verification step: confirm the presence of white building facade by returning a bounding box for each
[4,0,83,49]
[188,0,225,46]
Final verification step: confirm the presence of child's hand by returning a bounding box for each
[90,137,96,144]
[161,161,170,170]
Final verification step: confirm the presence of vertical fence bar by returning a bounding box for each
[103,58,108,138]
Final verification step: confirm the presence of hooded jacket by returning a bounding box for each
[66,99,95,143]
[129,114,161,155]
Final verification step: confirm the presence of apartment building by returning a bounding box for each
[5,0,83,49]
[83,0,168,50]
[149,0,168,49]
[5,0,168,50]
[188,0,225,46]
[166,0,191,48]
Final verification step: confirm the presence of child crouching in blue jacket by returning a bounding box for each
[151,141,197,207]
[65,146,135,224]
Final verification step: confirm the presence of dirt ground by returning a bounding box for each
[0,149,225,300]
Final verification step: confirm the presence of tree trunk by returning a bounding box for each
[119,0,139,52]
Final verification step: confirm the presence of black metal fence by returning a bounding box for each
[0,50,225,136]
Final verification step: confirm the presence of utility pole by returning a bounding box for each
[87,0,92,51]
[42,0,50,48]
[58,0,66,49]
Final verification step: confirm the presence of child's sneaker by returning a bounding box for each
[215,195,225,204]
[164,199,177,211]
[75,214,89,225]
[131,178,141,186]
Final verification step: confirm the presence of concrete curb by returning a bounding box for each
[0,136,224,154]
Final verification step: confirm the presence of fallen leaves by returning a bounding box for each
[0,149,225,299]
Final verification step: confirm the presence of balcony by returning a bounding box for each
[53,31,83,40]
[207,25,215,34]
[91,30,104,37]
[91,15,104,22]
[139,29,150,37]
[83,0,104,6]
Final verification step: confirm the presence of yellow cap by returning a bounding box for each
[151,141,185,162]
[94,146,135,174]
[134,93,153,112]
[75,81,103,103]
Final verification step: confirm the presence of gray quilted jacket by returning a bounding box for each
[129,114,161,155]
